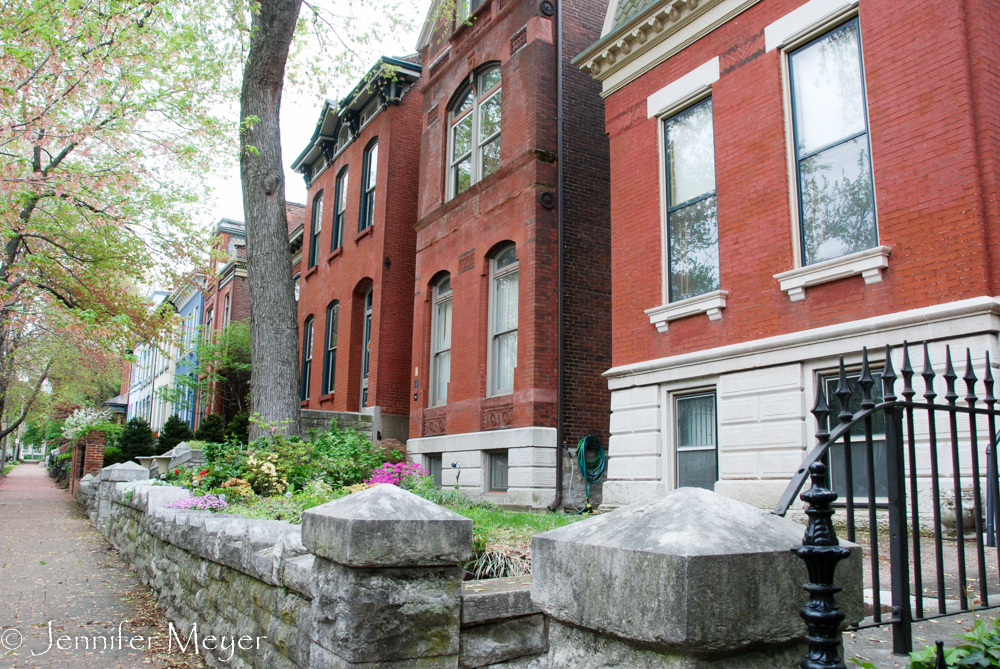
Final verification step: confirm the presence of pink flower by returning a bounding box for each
[364,462,429,487]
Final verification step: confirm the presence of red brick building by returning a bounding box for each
[406,0,612,508]
[575,0,1000,507]
[200,206,305,425]
[290,58,424,447]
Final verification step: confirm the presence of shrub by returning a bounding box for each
[62,407,114,440]
[195,414,226,443]
[308,424,384,488]
[119,418,157,463]
[246,452,286,496]
[159,414,194,451]
[226,411,250,444]
[103,446,127,466]
[47,451,73,481]
[365,462,429,487]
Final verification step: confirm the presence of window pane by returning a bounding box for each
[824,373,885,439]
[676,395,715,448]
[435,298,452,352]
[453,115,473,160]
[482,136,500,179]
[434,350,450,404]
[791,22,866,156]
[495,331,517,391]
[428,455,443,488]
[666,100,715,206]
[494,245,516,270]
[338,172,348,212]
[829,440,888,499]
[312,194,323,234]
[327,304,338,350]
[480,66,501,93]
[677,450,718,490]
[669,195,720,302]
[490,451,508,491]
[366,143,378,188]
[800,136,876,265]
[437,276,451,294]
[455,87,472,113]
[480,92,501,139]
[494,271,518,332]
[455,158,471,195]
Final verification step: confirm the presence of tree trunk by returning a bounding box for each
[239,0,304,439]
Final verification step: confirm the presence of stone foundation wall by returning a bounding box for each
[77,464,862,669]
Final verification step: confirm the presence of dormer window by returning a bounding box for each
[335,124,351,154]
[449,65,502,200]
[456,0,483,24]
[360,98,381,128]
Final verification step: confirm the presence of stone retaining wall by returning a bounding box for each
[78,464,864,669]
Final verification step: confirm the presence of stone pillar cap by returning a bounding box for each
[301,484,473,567]
[100,461,151,482]
[530,487,861,653]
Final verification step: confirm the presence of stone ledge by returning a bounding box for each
[645,290,729,333]
[773,245,891,302]
[462,577,537,626]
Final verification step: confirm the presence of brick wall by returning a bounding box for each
[69,430,106,496]
[296,83,423,419]
[409,0,611,454]
[599,0,1000,370]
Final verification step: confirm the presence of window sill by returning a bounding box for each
[774,245,891,302]
[326,248,343,263]
[355,226,374,244]
[645,290,728,333]
[304,264,319,280]
[300,400,310,407]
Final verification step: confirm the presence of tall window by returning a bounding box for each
[293,273,300,302]
[431,275,453,406]
[822,370,887,500]
[664,99,719,302]
[489,245,518,395]
[332,168,348,251]
[361,288,373,407]
[449,65,501,199]
[301,316,314,401]
[308,191,324,268]
[360,140,378,232]
[675,392,717,490]
[223,293,231,326]
[789,19,876,266]
[335,124,351,154]
[323,301,339,395]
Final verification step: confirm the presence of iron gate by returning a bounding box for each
[775,342,1000,655]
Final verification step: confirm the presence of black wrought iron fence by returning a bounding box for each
[775,342,1000,657]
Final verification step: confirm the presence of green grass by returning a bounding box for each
[2,463,16,475]
[222,485,585,578]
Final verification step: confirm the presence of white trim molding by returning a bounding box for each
[774,246,891,302]
[647,57,719,118]
[407,426,557,454]
[605,295,1000,390]
[645,290,728,332]
[764,0,857,52]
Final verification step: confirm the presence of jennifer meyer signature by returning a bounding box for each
[0,621,266,662]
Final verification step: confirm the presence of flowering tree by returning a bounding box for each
[0,0,235,440]
[61,407,113,441]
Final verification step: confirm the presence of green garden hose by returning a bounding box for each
[574,435,606,514]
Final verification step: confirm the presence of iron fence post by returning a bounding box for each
[884,398,913,653]
[794,462,851,669]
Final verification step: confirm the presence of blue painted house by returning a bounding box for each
[168,276,206,429]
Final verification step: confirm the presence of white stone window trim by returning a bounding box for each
[764,0,858,52]
[646,57,719,119]
[645,290,728,333]
[773,245,890,302]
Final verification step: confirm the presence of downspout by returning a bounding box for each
[548,0,565,512]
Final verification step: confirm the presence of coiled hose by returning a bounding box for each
[569,435,605,514]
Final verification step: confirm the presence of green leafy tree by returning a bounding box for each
[119,417,157,462]
[195,414,226,444]
[226,411,250,444]
[159,414,194,451]
[166,322,251,422]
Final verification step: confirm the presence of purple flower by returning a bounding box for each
[364,462,429,487]
[164,494,228,511]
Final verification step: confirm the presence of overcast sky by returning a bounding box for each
[203,7,426,225]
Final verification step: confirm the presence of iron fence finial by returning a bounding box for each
[882,344,897,402]
[901,342,915,401]
[922,342,937,402]
[859,348,875,409]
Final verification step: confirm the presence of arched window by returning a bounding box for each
[335,124,351,154]
[488,244,518,395]
[430,275,452,406]
[323,301,339,395]
[332,167,348,251]
[308,190,324,268]
[360,288,373,407]
[359,139,378,232]
[449,65,501,199]
[301,316,314,401]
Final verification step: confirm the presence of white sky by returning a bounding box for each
[203,6,427,224]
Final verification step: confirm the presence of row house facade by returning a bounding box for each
[167,275,206,430]
[126,290,173,432]
[574,0,1000,508]
[404,0,613,508]
[290,58,424,449]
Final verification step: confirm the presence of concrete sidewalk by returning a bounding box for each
[0,463,203,668]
